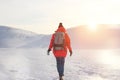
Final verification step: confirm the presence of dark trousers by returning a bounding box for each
[56,57,65,77]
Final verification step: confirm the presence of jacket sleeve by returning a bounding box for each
[48,34,54,50]
[65,33,72,51]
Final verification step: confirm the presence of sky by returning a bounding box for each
[0,0,120,34]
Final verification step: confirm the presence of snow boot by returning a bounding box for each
[59,76,63,80]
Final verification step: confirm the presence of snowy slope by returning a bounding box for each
[0,26,48,48]
[0,25,120,49]
[0,26,38,48]
[67,25,120,49]
[0,48,120,80]
[20,35,51,48]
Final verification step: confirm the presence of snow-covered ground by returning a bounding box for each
[0,48,120,80]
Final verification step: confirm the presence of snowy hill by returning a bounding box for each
[0,26,46,48]
[0,25,120,49]
[67,25,120,49]
[20,34,51,48]
[25,25,120,49]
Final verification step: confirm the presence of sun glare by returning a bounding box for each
[87,21,97,31]
[97,50,120,69]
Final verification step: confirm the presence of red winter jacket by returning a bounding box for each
[48,27,72,57]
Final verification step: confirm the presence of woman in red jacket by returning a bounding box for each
[47,23,72,80]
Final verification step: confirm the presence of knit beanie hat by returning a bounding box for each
[58,23,63,28]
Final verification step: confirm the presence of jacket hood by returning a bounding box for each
[56,27,66,32]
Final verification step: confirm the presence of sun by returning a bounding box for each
[87,21,97,31]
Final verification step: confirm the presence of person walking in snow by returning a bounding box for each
[47,23,73,80]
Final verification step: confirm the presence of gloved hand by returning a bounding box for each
[47,48,51,55]
[69,50,73,56]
